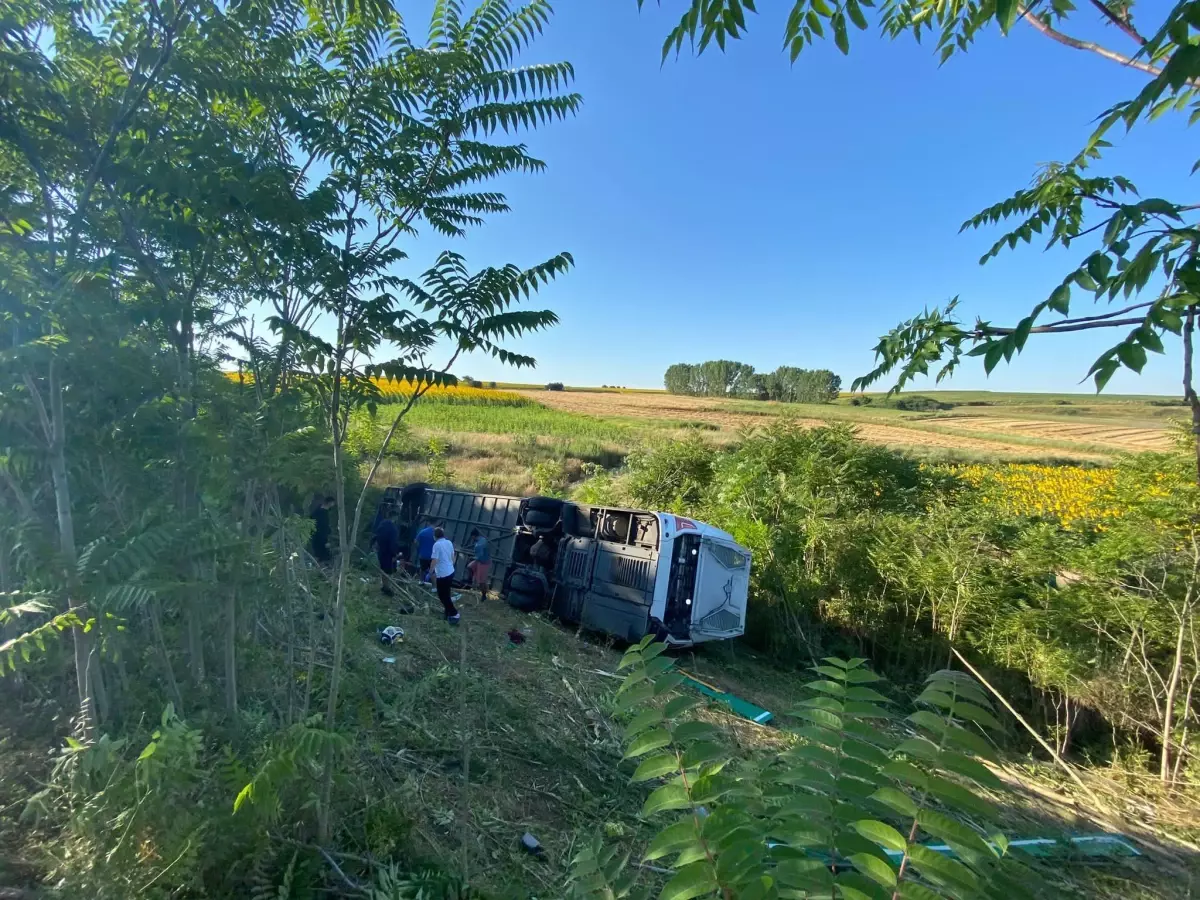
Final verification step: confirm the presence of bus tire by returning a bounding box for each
[526,496,564,514]
[510,571,544,595]
[506,589,544,612]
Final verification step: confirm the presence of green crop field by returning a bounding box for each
[362,384,1186,501]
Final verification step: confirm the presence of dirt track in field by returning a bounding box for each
[920,416,1171,453]
[518,391,1116,460]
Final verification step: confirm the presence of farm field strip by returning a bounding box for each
[518,390,1123,460]
[925,416,1172,452]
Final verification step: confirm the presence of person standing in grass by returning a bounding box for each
[431,527,460,624]
[466,528,491,602]
[375,507,401,597]
[413,518,436,583]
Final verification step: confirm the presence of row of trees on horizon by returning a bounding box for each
[664,360,842,403]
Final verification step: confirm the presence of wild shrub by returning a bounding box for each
[426,437,450,486]
[570,638,1032,900]
[533,459,569,497]
[623,436,717,514]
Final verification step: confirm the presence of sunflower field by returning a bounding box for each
[947,463,1121,531]
[226,371,536,407]
[371,379,535,407]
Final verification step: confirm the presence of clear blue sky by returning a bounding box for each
[402,1,1193,394]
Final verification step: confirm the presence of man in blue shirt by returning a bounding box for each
[375,509,400,596]
[414,519,436,583]
[466,528,491,601]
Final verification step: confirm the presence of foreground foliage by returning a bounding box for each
[0,0,576,892]
[570,638,1032,900]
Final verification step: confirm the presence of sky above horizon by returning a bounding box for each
[396,1,1194,395]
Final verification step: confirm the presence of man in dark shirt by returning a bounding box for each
[375,509,401,596]
[414,519,436,583]
[310,496,335,564]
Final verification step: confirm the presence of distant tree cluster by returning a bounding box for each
[664,361,841,403]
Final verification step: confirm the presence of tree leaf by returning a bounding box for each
[846,0,869,29]
[655,672,687,695]
[833,12,849,53]
[870,786,918,817]
[854,819,908,853]
[843,667,882,684]
[995,0,1018,32]
[1117,340,1148,373]
[939,723,996,759]
[950,700,1002,732]
[633,753,681,782]
[848,852,897,888]
[917,809,994,856]
[625,728,672,759]
[895,734,940,758]
[616,681,655,711]
[795,707,844,730]
[626,708,665,738]
[659,861,718,900]
[844,686,889,703]
[906,843,979,892]
[937,750,1002,788]
[775,794,835,820]
[664,695,704,719]
[672,721,720,743]
[924,774,995,817]
[644,819,701,860]
[1047,283,1071,314]
[844,701,891,719]
[682,741,726,768]
[643,783,691,816]
[807,679,847,697]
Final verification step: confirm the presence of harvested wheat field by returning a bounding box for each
[518,390,1150,460]
[922,416,1172,453]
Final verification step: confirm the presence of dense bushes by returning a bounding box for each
[579,421,1200,780]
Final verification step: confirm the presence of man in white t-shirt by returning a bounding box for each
[430,527,460,623]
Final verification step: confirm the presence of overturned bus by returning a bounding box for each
[377,484,751,647]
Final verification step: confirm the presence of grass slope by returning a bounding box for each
[352,575,1193,899]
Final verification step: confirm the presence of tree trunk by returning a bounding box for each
[0,527,12,593]
[174,324,207,688]
[149,597,185,716]
[49,426,99,738]
[1160,614,1188,782]
[301,556,317,722]
[318,381,350,843]
[1183,305,1200,482]
[225,585,238,717]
